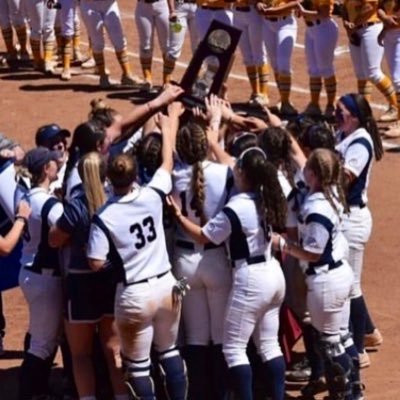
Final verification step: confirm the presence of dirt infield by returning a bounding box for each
[1,5,400,399]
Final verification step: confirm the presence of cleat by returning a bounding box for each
[304,102,322,116]
[301,378,327,398]
[280,101,298,116]
[249,93,270,107]
[379,105,398,122]
[81,57,96,69]
[364,328,383,348]
[61,68,71,81]
[358,351,370,369]
[99,74,112,89]
[325,104,335,119]
[120,74,145,87]
[383,121,400,138]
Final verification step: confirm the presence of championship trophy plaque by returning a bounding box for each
[179,20,241,108]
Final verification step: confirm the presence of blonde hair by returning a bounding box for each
[78,152,107,216]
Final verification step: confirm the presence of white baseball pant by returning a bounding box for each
[24,0,57,41]
[80,0,126,52]
[223,258,285,368]
[195,7,233,40]
[0,0,25,28]
[173,246,231,345]
[384,28,400,92]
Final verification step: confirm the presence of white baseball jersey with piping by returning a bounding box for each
[171,160,233,346]
[0,158,17,220]
[87,167,186,399]
[335,128,373,300]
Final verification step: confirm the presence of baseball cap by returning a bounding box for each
[23,147,61,175]
[35,124,71,147]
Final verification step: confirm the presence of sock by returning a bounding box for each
[278,73,291,104]
[43,40,54,66]
[324,75,337,107]
[310,76,322,105]
[263,356,286,400]
[258,63,270,96]
[1,27,16,55]
[182,345,209,400]
[229,364,253,400]
[62,36,73,71]
[210,344,228,400]
[15,25,28,54]
[357,79,372,102]
[73,19,81,58]
[141,57,152,82]
[163,54,175,84]
[93,52,106,76]
[246,65,259,95]
[116,48,131,76]
[350,296,367,353]
[19,352,48,400]
[303,324,324,380]
[374,75,397,107]
[30,38,42,67]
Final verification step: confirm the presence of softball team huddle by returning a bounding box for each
[0,76,385,400]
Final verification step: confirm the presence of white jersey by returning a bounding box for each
[297,192,348,275]
[202,192,273,263]
[21,187,64,267]
[172,160,233,242]
[87,168,172,285]
[0,159,17,222]
[335,128,374,206]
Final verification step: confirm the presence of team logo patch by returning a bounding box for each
[304,236,319,249]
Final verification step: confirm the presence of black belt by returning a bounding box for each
[139,0,159,3]
[266,16,287,21]
[125,270,169,286]
[235,6,250,11]
[175,239,223,251]
[25,265,60,277]
[201,5,225,9]
[181,0,196,3]
[349,202,366,209]
[305,260,343,276]
[306,19,321,27]
[232,255,266,268]
[356,21,378,30]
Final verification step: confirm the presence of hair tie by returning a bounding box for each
[237,146,267,169]
[340,94,363,123]
[232,132,257,145]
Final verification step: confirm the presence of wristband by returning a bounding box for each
[15,215,28,226]
[278,235,287,253]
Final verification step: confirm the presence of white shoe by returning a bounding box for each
[383,120,400,138]
[44,61,55,75]
[61,68,71,81]
[81,57,96,69]
[359,350,371,369]
[379,106,398,122]
[249,93,270,107]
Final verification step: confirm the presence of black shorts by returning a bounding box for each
[65,268,117,323]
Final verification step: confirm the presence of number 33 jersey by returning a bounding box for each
[87,168,172,285]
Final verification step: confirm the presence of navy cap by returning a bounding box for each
[23,147,61,175]
[35,124,70,147]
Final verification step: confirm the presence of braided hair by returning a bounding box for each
[176,122,208,224]
[134,132,163,184]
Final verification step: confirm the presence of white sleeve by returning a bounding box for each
[202,211,232,245]
[302,222,329,254]
[344,143,370,178]
[48,202,64,226]
[0,162,17,219]
[148,167,172,194]
[87,223,110,261]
